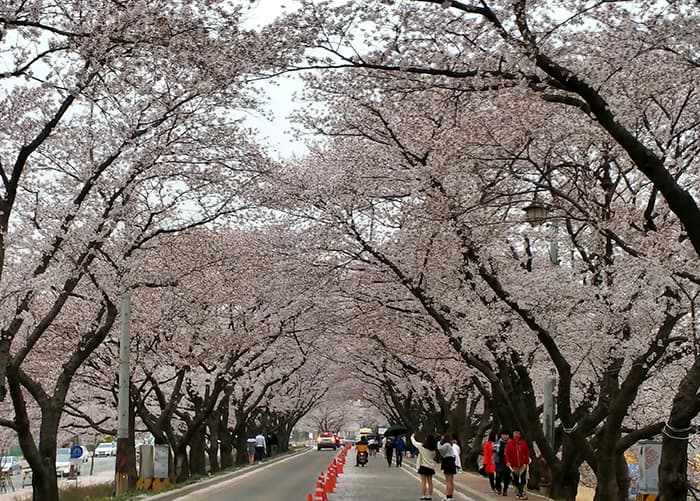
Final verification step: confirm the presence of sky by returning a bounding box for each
[241,1,310,160]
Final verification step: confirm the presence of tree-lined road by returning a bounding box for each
[170,449,336,501]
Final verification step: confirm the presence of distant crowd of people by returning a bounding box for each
[354,428,531,501]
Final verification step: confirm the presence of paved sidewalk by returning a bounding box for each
[331,449,481,501]
[400,455,550,501]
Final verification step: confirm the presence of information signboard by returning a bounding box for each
[638,440,662,494]
[153,445,169,479]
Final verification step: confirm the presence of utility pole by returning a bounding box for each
[115,290,131,496]
[543,369,556,449]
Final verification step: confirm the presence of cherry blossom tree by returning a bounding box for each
[257,59,697,499]
[279,0,700,255]
[0,1,299,498]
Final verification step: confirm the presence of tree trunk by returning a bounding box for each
[615,453,630,501]
[218,395,234,469]
[189,424,207,476]
[279,419,299,452]
[32,461,59,501]
[173,446,190,483]
[206,416,221,473]
[550,440,582,501]
[127,404,137,489]
[234,430,249,466]
[220,432,234,469]
[593,449,623,501]
[659,357,700,501]
[32,412,61,501]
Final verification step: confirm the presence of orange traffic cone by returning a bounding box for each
[326,469,335,493]
[314,480,324,501]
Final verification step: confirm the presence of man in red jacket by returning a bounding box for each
[505,429,531,499]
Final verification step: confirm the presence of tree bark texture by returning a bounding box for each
[659,357,700,500]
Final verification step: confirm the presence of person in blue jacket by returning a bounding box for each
[394,436,406,467]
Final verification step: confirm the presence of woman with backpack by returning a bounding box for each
[411,433,437,500]
[483,432,497,492]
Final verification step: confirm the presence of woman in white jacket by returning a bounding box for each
[411,433,438,500]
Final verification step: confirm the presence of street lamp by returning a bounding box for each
[523,202,549,227]
[522,203,558,447]
[522,202,559,266]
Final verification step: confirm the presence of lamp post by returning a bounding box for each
[523,202,558,487]
[115,290,131,495]
[523,202,559,266]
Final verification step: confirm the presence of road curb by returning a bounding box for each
[135,447,311,501]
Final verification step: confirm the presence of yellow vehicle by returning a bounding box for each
[357,427,373,439]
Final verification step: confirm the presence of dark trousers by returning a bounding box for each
[255,446,265,462]
[512,468,527,495]
[488,472,496,490]
[495,469,510,493]
[395,451,403,467]
[386,447,393,465]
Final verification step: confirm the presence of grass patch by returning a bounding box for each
[59,483,114,501]
[13,482,114,501]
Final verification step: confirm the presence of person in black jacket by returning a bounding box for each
[493,430,511,495]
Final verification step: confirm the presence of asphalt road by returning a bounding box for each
[172,448,338,501]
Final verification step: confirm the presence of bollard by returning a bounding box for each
[307,494,313,501]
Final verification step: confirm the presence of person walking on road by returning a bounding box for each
[411,433,437,500]
[368,436,378,457]
[438,434,457,501]
[483,432,497,492]
[385,437,394,466]
[254,432,266,463]
[246,436,256,464]
[493,430,510,495]
[505,429,531,499]
[450,435,462,473]
[395,435,406,467]
[269,434,279,456]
